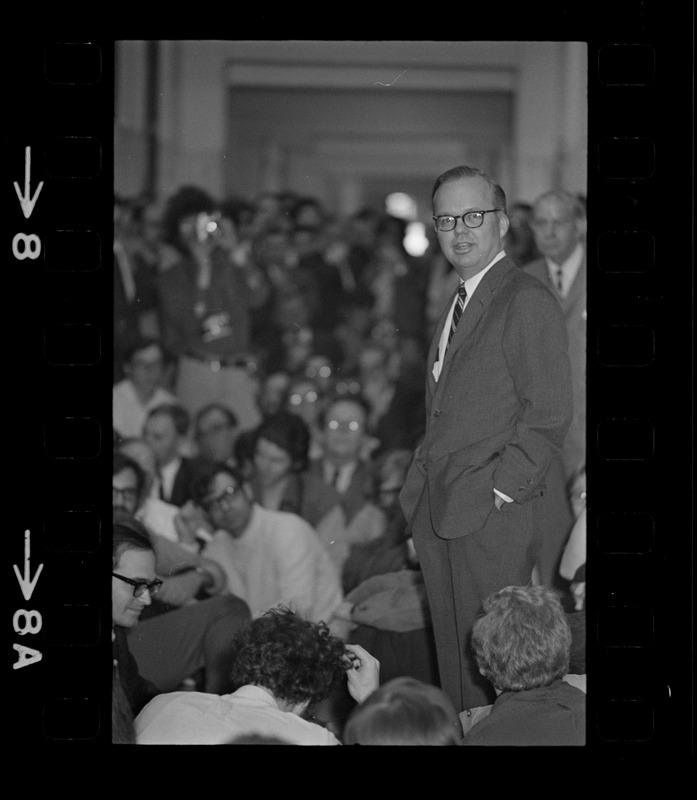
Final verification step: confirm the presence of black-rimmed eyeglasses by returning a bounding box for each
[112,573,163,598]
[433,209,501,231]
[204,484,242,513]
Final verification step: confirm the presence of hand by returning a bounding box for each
[174,502,213,545]
[156,571,205,607]
[344,643,380,703]
[570,581,586,611]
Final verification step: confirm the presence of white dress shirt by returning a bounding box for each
[135,684,341,745]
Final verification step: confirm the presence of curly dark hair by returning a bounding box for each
[229,606,351,708]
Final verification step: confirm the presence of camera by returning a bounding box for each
[196,212,222,243]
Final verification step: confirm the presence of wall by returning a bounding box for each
[114,40,587,212]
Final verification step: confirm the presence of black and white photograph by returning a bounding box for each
[6,12,694,758]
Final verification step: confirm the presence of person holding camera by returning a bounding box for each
[156,185,269,431]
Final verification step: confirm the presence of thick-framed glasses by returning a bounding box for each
[327,419,361,432]
[112,573,163,598]
[433,209,501,232]
[204,484,241,513]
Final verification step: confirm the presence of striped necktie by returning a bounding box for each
[447,284,468,347]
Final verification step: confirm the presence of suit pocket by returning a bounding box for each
[428,458,497,539]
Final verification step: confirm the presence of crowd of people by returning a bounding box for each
[112,172,587,745]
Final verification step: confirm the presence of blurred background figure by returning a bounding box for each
[503,201,540,266]
[113,337,177,442]
[342,676,462,745]
[156,185,269,430]
[524,189,587,491]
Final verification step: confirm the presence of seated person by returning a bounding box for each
[309,394,379,524]
[330,447,439,689]
[461,584,586,746]
[342,676,462,745]
[142,402,201,505]
[193,402,240,468]
[249,409,342,530]
[112,505,250,701]
[179,463,344,624]
[134,606,380,745]
[113,337,177,441]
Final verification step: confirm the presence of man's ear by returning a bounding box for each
[498,212,510,239]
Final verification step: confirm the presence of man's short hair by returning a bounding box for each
[113,452,146,499]
[194,402,239,437]
[471,585,572,692]
[228,606,351,708]
[254,411,310,472]
[123,337,170,366]
[145,402,190,437]
[533,189,586,221]
[112,515,154,569]
[431,165,507,215]
[192,461,247,506]
[342,676,462,745]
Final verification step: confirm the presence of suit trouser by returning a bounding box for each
[127,594,250,694]
[410,483,543,714]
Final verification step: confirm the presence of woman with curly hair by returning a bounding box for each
[134,606,380,745]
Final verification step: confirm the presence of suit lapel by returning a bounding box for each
[562,256,586,312]
[439,257,515,376]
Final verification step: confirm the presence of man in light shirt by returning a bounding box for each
[113,338,177,441]
[135,606,380,745]
[181,463,343,624]
[399,165,573,716]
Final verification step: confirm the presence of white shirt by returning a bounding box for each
[323,460,358,494]
[135,684,341,745]
[158,456,182,502]
[202,504,343,622]
[546,242,584,298]
[433,250,507,383]
[112,379,177,440]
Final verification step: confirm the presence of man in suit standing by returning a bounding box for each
[523,189,587,488]
[399,165,573,715]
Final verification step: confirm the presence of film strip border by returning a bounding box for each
[6,40,113,744]
[5,18,693,754]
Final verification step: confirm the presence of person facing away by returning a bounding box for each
[134,606,381,745]
[343,676,462,745]
[399,164,574,716]
[462,584,585,746]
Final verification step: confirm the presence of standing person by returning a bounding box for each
[156,185,269,431]
[399,165,573,714]
[524,189,587,488]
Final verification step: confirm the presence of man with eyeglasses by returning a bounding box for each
[399,165,573,718]
[112,456,251,702]
[179,463,343,625]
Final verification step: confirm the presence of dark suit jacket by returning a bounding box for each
[523,254,586,480]
[165,457,206,507]
[308,458,376,523]
[400,255,573,540]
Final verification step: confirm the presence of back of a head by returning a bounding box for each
[472,585,572,693]
[228,606,350,709]
[342,677,462,745]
